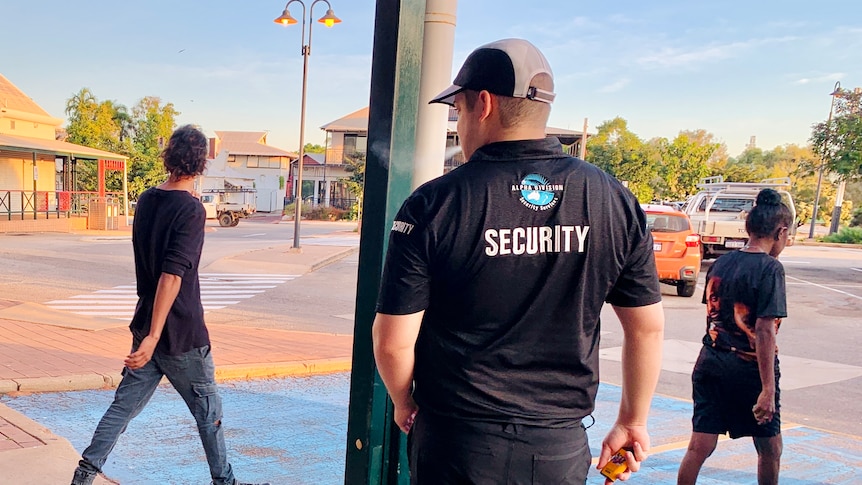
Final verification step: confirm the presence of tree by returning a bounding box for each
[586,117,658,202]
[303,143,326,154]
[63,90,180,200]
[713,148,771,183]
[342,152,365,220]
[65,88,96,120]
[654,130,721,200]
[65,89,130,192]
[127,97,180,199]
[759,144,819,225]
[810,87,862,180]
[65,90,120,153]
[808,87,861,229]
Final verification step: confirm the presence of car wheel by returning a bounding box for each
[677,281,696,297]
[229,217,240,227]
[218,213,233,227]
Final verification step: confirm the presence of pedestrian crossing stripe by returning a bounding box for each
[43,273,297,320]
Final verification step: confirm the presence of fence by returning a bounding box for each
[328,197,357,210]
[0,190,126,221]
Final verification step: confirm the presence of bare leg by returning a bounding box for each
[753,434,782,485]
[677,432,718,485]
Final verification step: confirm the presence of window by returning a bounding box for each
[646,214,690,232]
[246,156,259,168]
[697,197,754,213]
[343,134,368,158]
[227,155,236,164]
[9,120,15,130]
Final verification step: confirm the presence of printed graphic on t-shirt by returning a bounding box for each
[484,225,589,256]
[512,173,562,211]
[391,220,415,235]
[704,261,782,360]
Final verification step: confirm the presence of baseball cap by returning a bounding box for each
[429,38,555,106]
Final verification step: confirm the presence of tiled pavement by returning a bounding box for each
[0,416,45,451]
[0,318,353,391]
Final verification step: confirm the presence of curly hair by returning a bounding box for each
[746,188,793,239]
[162,125,208,177]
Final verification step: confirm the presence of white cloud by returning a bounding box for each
[598,79,631,93]
[637,36,797,69]
[794,73,844,85]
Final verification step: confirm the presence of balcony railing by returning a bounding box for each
[325,148,345,164]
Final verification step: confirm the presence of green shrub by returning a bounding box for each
[851,208,862,228]
[283,201,352,221]
[304,206,349,221]
[821,227,862,244]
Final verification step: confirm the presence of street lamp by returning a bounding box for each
[275,0,341,249]
[809,81,842,239]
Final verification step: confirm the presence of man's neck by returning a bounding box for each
[159,175,196,193]
[489,126,547,144]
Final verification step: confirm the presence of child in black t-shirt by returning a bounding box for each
[678,189,793,485]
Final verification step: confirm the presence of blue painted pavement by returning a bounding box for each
[3,374,860,484]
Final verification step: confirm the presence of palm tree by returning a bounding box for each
[65,88,96,118]
[104,100,133,142]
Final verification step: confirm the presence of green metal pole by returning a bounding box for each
[344,0,426,484]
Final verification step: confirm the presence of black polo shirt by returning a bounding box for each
[376,138,661,426]
[130,187,209,356]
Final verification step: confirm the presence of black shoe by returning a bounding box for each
[70,468,96,485]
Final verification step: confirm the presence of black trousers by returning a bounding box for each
[408,413,590,485]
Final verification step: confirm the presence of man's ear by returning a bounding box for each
[477,90,494,121]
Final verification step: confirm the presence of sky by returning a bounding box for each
[3,0,861,156]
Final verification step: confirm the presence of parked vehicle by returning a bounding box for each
[200,188,256,227]
[642,204,702,297]
[682,176,797,260]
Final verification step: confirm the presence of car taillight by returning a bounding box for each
[685,234,700,247]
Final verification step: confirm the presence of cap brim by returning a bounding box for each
[429,85,465,106]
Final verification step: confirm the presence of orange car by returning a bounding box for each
[642,204,701,297]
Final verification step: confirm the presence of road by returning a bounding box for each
[0,218,359,333]
[1,223,861,437]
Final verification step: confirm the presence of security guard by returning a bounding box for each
[373,38,665,484]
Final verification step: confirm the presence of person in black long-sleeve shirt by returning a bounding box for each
[71,125,268,485]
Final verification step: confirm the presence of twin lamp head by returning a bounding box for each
[274,6,341,27]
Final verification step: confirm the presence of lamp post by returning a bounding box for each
[275,0,341,249]
[809,81,842,239]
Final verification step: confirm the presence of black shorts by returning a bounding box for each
[691,345,781,439]
[408,412,590,484]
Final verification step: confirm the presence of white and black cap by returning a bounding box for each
[429,38,555,107]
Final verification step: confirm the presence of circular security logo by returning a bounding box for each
[513,174,562,211]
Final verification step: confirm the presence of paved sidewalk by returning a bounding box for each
[0,240,357,484]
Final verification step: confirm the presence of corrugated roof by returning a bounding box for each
[319,107,370,132]
[0,132,127,160]
[303,153,326,166]
[0,74,52,118]
[215,131,297,158]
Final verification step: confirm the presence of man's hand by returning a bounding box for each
[597,423,650,483]
[393,396,419,434]
[125,336,158,370]
[753,389,776,425]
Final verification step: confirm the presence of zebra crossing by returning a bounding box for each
[44,273,298,320]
